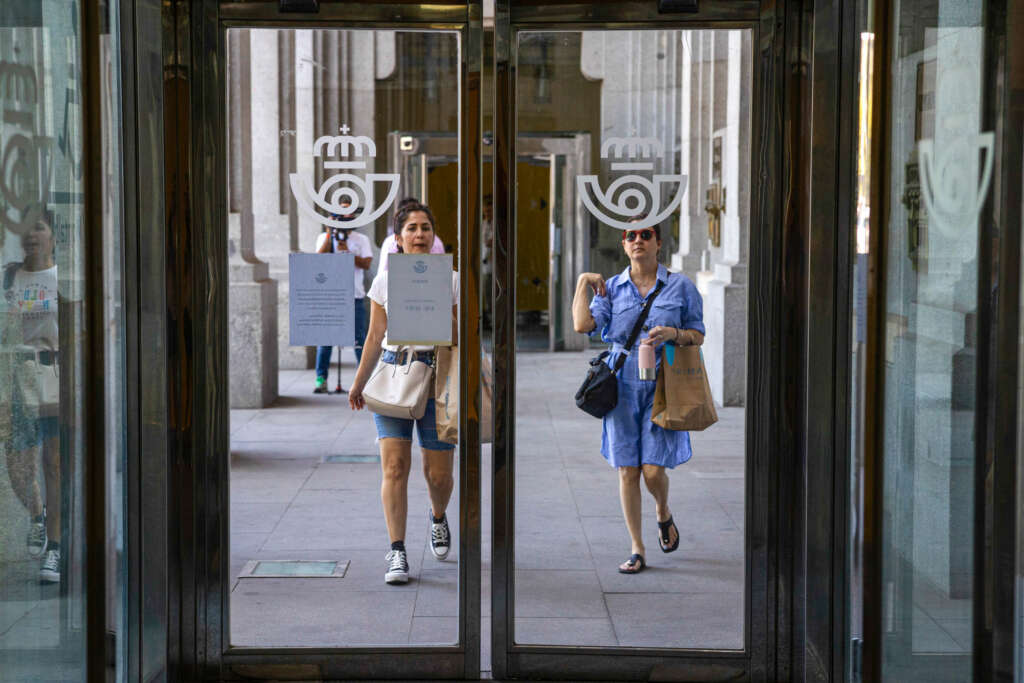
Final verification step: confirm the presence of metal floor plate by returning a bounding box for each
[238,560,349,578]
[323,454,380,463]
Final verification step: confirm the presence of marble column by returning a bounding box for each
[693,29,749,407]
[228,29,279,408]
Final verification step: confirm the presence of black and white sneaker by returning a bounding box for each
[385,549,409,584]
[27,518,47,559]
[429,512,450,560]
[39,548,60,584]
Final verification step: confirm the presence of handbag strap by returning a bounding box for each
[612,280,665,374]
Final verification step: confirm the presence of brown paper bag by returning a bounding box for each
[434,346,495,445]
[651,345,718,431]
[435,346,460,444]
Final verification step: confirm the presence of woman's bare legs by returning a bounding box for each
[6,446,43,517]
[380,438,412,543]
[422,448,454,519]
[618,466,644,568]
[42,436,60,541]
[642,464,677,546]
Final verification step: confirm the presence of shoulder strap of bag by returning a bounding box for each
[613,280,665,374]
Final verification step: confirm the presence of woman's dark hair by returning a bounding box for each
[393,200,436,253]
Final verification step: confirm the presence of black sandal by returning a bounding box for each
[657,515,679,553]
[618,553,646,574]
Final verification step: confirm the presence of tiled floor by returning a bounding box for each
[228,353,748,659]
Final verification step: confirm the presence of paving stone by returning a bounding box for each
[514,570,607,619]
[231,584,416,647]
[413,569,460,617]
[409,616,458,645]
[605,592,743,650]
[911,606,964,654]
[231,503,289,534]
[0,601,62,649]
[0,601,35,636]
[514,617,617,646]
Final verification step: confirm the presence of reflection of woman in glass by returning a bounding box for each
[349,201,459,585]
[2,215,61,583]
[571,223,705,574]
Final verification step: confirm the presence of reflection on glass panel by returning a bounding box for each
[848,23,875,680]
[1018,147,1024,678]
[0,3,98,680]
[100,0,128,678]
[879,2,988,679]
[225,28,461,648]
[512,29,750,650]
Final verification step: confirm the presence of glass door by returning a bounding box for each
[492,1,782,679]
[169,1,483,679]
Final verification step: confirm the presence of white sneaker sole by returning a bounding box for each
[430,544,450,560]
[385,570,409,585]
[39,570,60,584]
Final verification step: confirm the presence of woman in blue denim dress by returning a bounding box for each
[349,201,458,585]
[572,223,705,574]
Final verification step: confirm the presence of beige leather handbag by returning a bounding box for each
[363,348,434,420]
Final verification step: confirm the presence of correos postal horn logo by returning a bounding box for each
[289,124,400,230]
[577,136,687,231]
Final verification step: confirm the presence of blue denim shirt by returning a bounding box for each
[589,264,705,371]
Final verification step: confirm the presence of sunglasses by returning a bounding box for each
[622,229,656,242]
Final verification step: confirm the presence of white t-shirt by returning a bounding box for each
[315,230,373,298]
[367,270,459,352]
[3,264,58,350]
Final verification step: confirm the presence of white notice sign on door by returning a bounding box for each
[387,253,453,346]
[288,253,355,346]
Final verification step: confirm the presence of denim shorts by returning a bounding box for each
[372,350,455,452]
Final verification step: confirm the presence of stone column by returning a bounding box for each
[276,29,320,370]
[228,29,279,408]
[692,29,748,407]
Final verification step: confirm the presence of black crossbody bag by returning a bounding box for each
[575,281,664,418]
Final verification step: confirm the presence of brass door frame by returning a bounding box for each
[160,1,483,679]
[491,1,797,681]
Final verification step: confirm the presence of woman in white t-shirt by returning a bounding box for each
[2,215,61,583]
[349,201,458,585]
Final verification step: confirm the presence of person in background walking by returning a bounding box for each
[313,209,373,394]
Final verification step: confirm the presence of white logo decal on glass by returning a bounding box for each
[577,137,687,231]
[917,132,994,236]
[0,58,53,237]
[289,124,400,229]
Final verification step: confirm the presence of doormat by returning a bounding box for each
[238,560,349,578]
[323,454,380,464]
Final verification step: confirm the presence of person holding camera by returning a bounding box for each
[313,210,373,393]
